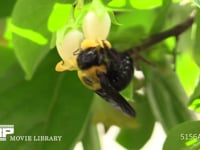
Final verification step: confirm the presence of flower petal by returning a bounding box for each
[56,29,83,61]
[82,11,111,40]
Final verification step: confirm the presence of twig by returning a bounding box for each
[127,11,196,55]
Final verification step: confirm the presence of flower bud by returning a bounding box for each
[82,11,111,40]
[56,29,83,71]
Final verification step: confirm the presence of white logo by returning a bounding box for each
[0,125,62,142]
[0,125,14,141]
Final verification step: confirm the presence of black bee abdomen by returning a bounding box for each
[107,52,133,91]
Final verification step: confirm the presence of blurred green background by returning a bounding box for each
[0,0,200,150]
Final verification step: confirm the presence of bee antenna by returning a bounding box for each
[102,40,108,49]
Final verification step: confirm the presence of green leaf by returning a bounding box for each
[11,0,66,79]
[109,26,146,50]
[0,46,16,75]
[193,0,200,7]
[193,10,200,67]
[82,123,101,150]
[0,50,93,150]
[150,0,172,34]
[163,121,200,150]
[11,24,48,45]
[108,0,127,8]
[114,9,156,32]
[129,0,162,9]
[116,94,155,150]
[109,9,156,49]
[47,3,72,32]
[146,68,194,132]
[12,33,50,80]
[121,79,133,101]
[0,0,16,18]
[189,98,200,113]
[177,52,199,95]
[189,78,200,113]
[173,0,182,2]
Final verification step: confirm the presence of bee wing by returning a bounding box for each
[95,72,136,118]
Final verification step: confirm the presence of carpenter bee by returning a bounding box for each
[76,39,136,117]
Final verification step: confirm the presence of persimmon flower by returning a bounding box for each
[55,29,83,72]
[56,9,111,72]
[82,11,111,40]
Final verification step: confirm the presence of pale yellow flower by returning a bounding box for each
[82,11,111,40]
[55,29,83,72]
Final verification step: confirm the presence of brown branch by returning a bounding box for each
[127,11,196,55]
